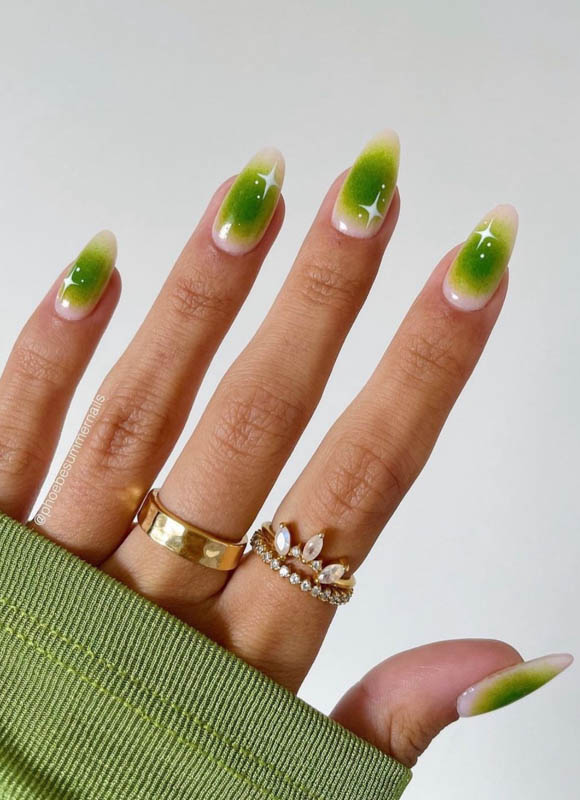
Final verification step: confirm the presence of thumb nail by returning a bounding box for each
[457,653,573,717]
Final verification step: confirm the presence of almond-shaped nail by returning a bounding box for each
[443,204,518,311]
[212,147,285,255]
[55,230,117,321]
[457,653,573,717]
[331,129,400,238]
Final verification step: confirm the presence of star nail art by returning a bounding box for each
[332,130,400,238]
[443,204,518,311]
[212,148,285,255]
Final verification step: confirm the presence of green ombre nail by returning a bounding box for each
[55,231,117,321]
[332,130,399,238]
[212,148,285,255]
[443,205,518,311]
[457,653,573,717]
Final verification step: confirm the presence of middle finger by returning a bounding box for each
[105,130,401,613]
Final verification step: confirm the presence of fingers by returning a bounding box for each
[0,231,119,521]
[272,230,513,568]
[330,641,572,767]
[274,207,518,570]
[32,150,285,560]
[103,131,401,611]
[221,205,517,689]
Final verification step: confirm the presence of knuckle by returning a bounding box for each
[210,382,306,464]
[315,437,407,524]
[167,270,234,325]
[84,389,172,473]
[386,705,435,767]
[295,254,367,313]
[0,424,47,481]
[399,323,467,390]
[11,337,69,389]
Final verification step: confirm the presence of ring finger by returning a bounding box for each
[223,203,518,690]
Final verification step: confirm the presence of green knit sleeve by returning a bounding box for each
[0,512,411,799]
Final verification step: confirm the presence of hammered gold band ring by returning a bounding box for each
[137,489,247,571]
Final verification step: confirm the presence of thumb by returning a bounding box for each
[330,639,572,768]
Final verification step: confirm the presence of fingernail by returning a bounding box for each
[457,653,573,717]
[212,147,285,255]
[443,204,518,311]
[331,129,400,238]
[55,230,117,321]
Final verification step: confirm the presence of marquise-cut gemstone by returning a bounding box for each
[302,533,324,562]
[318,563,345,584]
[274,526,291,556]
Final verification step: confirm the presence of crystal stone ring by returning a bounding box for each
[250,521,355,605]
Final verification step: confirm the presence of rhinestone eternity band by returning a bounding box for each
[250,522,355,605]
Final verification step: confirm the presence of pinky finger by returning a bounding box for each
[0,230,119,520]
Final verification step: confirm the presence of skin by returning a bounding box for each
[0,136,572,770]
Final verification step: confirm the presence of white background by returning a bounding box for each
[1,1,578,797]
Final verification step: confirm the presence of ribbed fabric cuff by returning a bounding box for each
[0,513,411,800]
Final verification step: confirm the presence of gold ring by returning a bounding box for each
[250,522,355,605]
[137,489,247,571]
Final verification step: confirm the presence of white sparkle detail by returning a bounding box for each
[358,190,384,229]
[474,219,497,249]
[62,267,83,291]
[256,163,279,199]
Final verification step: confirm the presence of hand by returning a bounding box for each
[1,132,570,769]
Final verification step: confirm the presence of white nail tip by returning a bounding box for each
[90,229,118,260]
[489,203,519,231]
